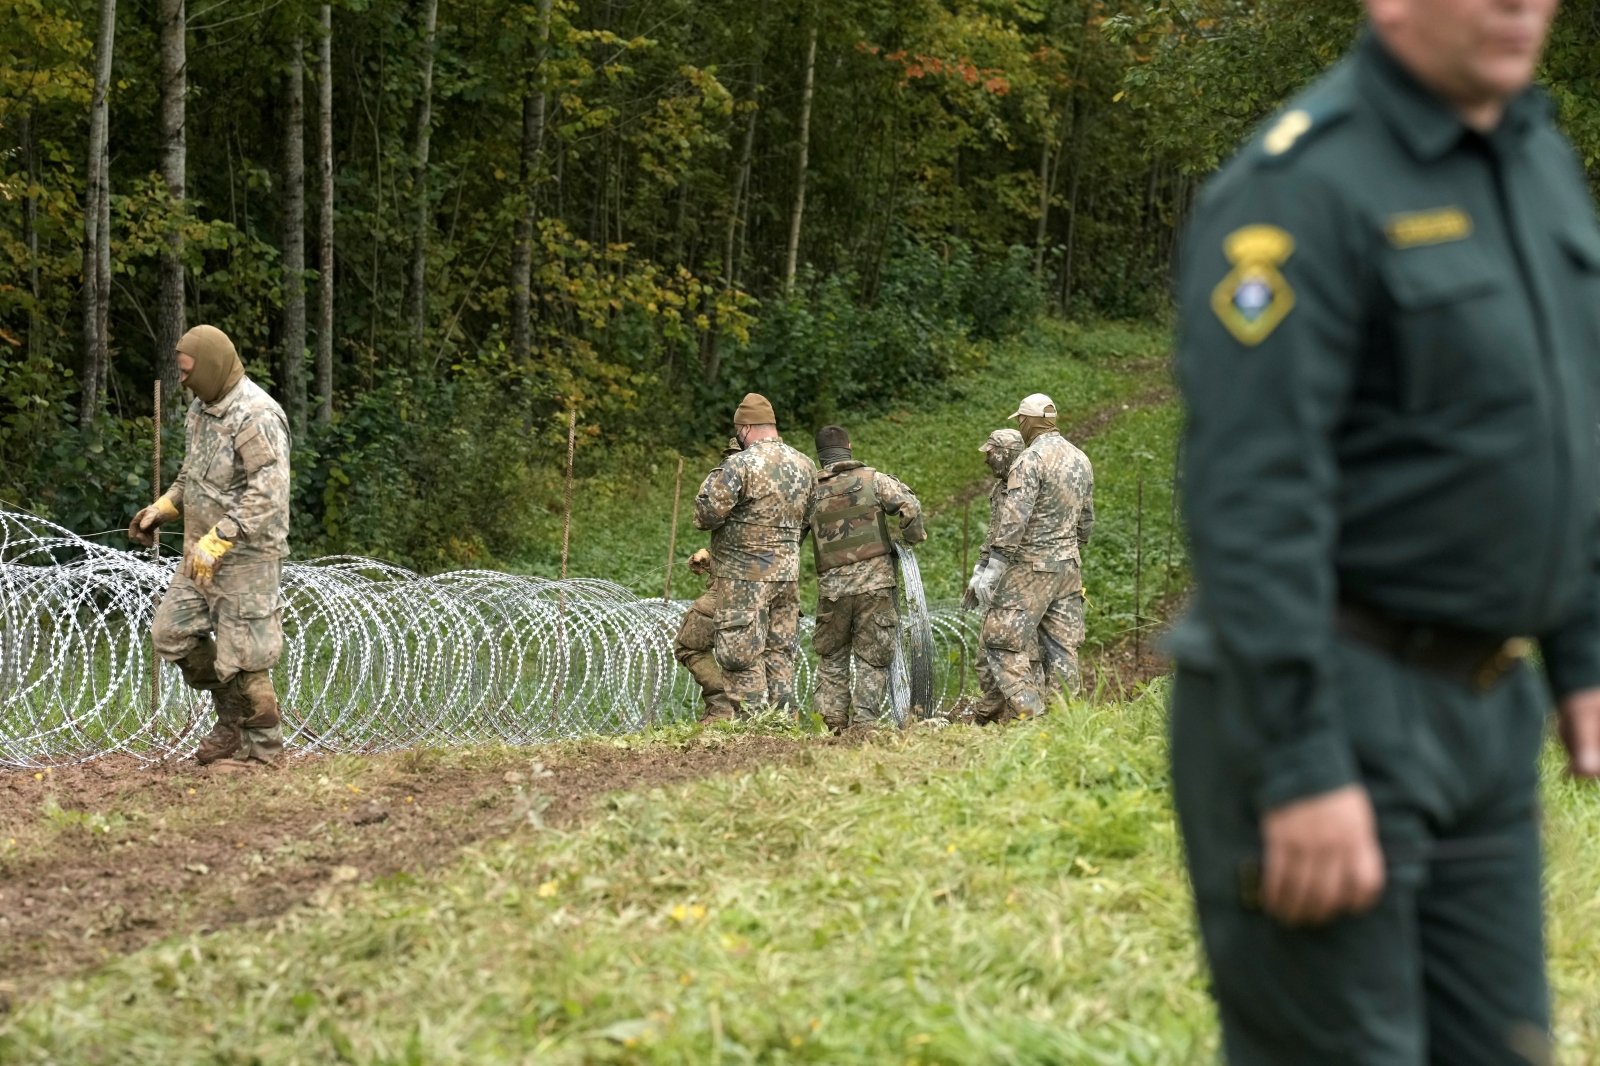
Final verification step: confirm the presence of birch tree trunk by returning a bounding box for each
[281,27,308,433]
[509,0,553,364]
[782,24,817,294]
[405,0,440,353]
[157,0,186,411]
[79,0,116,423]
[316,1,334,425]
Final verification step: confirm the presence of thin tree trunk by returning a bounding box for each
[723,66,759,287]
[23,110,40,363]
[79,0,116,424]
[157,0,186,412]
[315,1,334,425]
[510,0,553,364]
[405,0,440,353]
[782,24,817,294]
[281,26,307,434]
[1057,99,1088,312]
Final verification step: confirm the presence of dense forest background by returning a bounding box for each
[4,0,1599,568]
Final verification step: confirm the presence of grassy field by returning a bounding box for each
[516,317,1181,647]
[6,695,1600,1064]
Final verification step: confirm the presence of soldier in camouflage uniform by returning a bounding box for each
[964,428,1042,725]
[971,393,1094,721]
[128,325,292,768]
[673,439,743,722]
[809,425,926,732]
[693,394,816,713]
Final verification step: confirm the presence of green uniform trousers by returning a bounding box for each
[1171,636,1549,1065]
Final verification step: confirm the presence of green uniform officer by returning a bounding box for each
[1170,2,1600,1062]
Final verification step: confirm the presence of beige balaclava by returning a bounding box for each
[178,324,244,405]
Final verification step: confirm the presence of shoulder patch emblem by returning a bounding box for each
[1264,110,1313,156]
[1385,207,1472,248]
[1211,225,1296,347]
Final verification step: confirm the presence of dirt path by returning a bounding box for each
[0,733,825,1004]
[941,375,1175,514]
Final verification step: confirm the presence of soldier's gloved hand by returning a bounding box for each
[721,437,742,459]
[183,526,236,589]
[688,548,712,576]
[972,557,1008,608]
[900,514,927,546]
[128,496,179,548]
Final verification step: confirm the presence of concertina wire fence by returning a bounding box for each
[0,505,980,768]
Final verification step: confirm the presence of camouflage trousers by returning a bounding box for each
[974,641,1043,726]
[979,558,1085,722]
[712,578,801,712]
[674,590,736,722]
[812,586,898,731]
[152,558,285,762]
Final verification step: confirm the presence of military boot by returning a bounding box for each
[234,670,284,764]
[195,677,245,765]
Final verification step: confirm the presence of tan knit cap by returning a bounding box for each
[733,392,777,426]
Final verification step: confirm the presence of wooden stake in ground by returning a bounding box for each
[959,500,971,696]
[663,455,684,601]
[150,379,162,728]
[553,406,577,723]
[1134,474,1145,663]
[560,406,576,581]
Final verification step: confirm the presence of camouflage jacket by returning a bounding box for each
[165,377,292,562]
[990,432,1094,564]
[693,438,816,582]
[814,461,921,598]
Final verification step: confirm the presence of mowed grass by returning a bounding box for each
[527,318,1174,607]
[7,692,1600,1065]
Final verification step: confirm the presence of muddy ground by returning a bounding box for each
[0,631,1174,1009]
[0,733,827,1006]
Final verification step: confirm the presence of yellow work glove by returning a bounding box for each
[128,496,179,547]
[185,526,235,588]
[688,548,713,576]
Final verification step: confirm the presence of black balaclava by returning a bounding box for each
[816,425,853,468]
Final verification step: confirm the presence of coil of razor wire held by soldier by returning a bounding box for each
[0,506,978,767]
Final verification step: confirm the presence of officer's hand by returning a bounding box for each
[688,548,712,576]
[1557,688,1600,778]
[1259,784,1385,926]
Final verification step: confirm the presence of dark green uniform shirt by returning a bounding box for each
[1174,32,1600,810]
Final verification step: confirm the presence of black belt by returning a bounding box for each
[1336,600,1531,692]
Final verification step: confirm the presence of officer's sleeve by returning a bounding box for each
[693,461,742,532]
[990,453,1037,561]
[225,411,290,542]
[1539,513,1600,698]
[1177,167,1369,812]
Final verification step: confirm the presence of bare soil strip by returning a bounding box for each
[0,734,825,1001]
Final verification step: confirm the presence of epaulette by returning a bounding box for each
[1249,62,1358,169]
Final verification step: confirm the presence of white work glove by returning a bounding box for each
[971,557,1008,608]
[961,559,985,610]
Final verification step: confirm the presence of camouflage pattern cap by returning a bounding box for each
[979,428,1024,454]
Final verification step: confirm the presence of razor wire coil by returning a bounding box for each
[0,506,983,767]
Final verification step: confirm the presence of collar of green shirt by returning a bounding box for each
[1356,28,1547,162]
